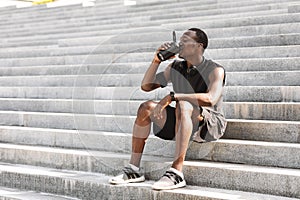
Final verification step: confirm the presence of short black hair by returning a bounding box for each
[188,28,208,49]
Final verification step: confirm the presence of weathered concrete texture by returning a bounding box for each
[0,110,298,136]
[0,86,298,102]
[224,86,300,102]
[288,4,300,13]
[0,44,299,66]
[0,162,299,200]
[0,57,299,77]
[1,34,300,59]
[0,1,293,35]
[182,161,300,198]
[1,22,299,50]
[0,186,79,200]
[0,99,298,121]
[1,136,300,171]
[224,102,300,121]
[0,71,298,87]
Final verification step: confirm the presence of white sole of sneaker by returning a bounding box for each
[109,175,145,185]
[152,180,186,190]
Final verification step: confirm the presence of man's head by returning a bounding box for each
[178,28,208,60]
[187,28,208,49]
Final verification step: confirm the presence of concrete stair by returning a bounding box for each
[0,162,298,200]
[0,186,79,200]
[0,0,299,199]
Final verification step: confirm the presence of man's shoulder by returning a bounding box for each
[206,59,223,68]
[205,59,226,85]
[205,59,225,73]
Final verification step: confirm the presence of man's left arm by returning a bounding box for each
[174,67,225,107]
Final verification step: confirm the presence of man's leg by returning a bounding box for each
[129,100,154,168]
[152,101,203,190]
[130,100,167,168]
[172,100,195,171]
[109,100,167,184]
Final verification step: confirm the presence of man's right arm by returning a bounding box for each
[141,44,172,92]
[141,58,172,92]
[141,57,161,91]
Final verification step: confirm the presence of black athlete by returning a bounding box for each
[109,28,227,190]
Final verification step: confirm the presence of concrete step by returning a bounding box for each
[0,122,298,151]
[1,34,300,58]
[127,0,297,13]
[56,32,300,48]
[224,119,300,143]
[0,1,120,20]
[0,98,298,121]
[192,139,300,169]
[0,4,46,15]
[224,86,300,102]
[0,12,286,47]
[0,0,290,20]
[0,41,59,49]
[164,13,300,31]
[0,0,290,28]
[224,102,300,121]
[0,187,79,200]
[205,45,300,60]
[0,71,297,87]
[159,10,288,30]
[0,43,160,59]
[0,110,298,136]
[0,86,298,102]
[3,23,300,48]
[149,4,287,21]
[0,6,285,38]
[226,71,300,86]
[0,6,17,13]
[0,2,80,16]
[0,0,132,21]
[0,44,299,67]
[1,10,298,39]
[0,58,299,77]
[1,133,300,169]
[0,162,297,200]
[289,4,300,13]
[0,156,300,198]
[0,3,296,43]
[0,0,290,30]
[221,57,300,72]
[0,110,132,132]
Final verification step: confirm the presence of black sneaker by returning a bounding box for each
[109,165,145,185]
[152,168,186,190]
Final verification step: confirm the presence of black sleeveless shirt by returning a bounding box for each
[157,57,226,114]
[155,57,227,141]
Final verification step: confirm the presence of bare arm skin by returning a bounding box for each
[141,43,172,92]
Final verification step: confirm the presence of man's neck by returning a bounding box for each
[187,56,204,68]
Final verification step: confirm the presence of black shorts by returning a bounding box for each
[152,106,177,140]
[152,105,226,142]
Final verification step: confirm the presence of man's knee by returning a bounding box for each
[137,100,156,115]
[177,101,194,116]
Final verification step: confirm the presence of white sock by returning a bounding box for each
[129,164,139,172]
[169,167,184,179]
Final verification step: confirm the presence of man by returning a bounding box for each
[109,28,227,190]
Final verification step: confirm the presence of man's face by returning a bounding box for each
[178,30,202,59]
